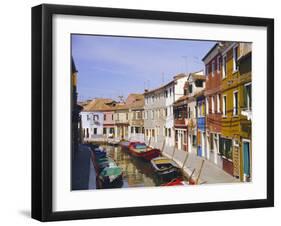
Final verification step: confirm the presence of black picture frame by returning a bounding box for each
[31,4,274,222]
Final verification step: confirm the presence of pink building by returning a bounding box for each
[103,111,115,137]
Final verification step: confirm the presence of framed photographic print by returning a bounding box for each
[31,4,274,221]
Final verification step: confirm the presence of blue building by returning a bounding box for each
[196,91,206,157]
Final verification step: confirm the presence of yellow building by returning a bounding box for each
[220,42,252,181]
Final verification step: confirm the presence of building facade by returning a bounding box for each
[114,105,130,140]
[196,91,206,157]
[71,57,82,159]
[103,111,115,138]
[144,85,167,146]
[220,42,252,181]
[80,98,115,142]
[128,94,145,141]
[80,111,104,141]
[164,74,187,147]
[185,71,206,154]
[202,43,223,168]
[173,96,188,152]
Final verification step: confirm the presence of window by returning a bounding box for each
[192,135,197,147]
[217,94,221,113]
[184,131,187,144]
[86,128,89,138]
[217,56,221,72]
[111,114,113,120]
[103,128,107,135]
[93,115,99,121]
[195,80,203,87]
[110,128,114,134]
[211,96,215,113]
[233,46,238,72]
[103,114,106,121]
[219,138,232,159]
[131,126,134,133]
[205,65,209,77]
[136,111,142,119]
[135,127,140,133]
[169,88,172,97]
[244,83,252,110]
[205,98,209,115]
[126,113,128,120]
[223,95,227,117]
[165,90,168,98]
[233,91,238,116]
[212,61,215,77]
[222,55,227,78]
[188,84,193,94]
[210,133,214,150]
[93,128,97,135]
[168,128,171,137]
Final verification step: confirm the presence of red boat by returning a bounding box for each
[161,178,188,186]
[129,142,161,161]
[119,141,140,151]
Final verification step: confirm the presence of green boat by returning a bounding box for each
[97,166,123,189]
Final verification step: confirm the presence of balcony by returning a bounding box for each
[241,108,252,120]
[174,118,185,126]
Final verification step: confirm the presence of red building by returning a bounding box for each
[202,43,223,168]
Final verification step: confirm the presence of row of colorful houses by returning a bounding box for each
[80,94,145,142]
[79,41,252,182]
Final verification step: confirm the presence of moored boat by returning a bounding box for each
[97,165,123,189]
[129,142,161,161]
[119,141,140,151]
[91,147,123,188]
[108,138,120,146]
[150,157,180,180]
[161,178,188,186]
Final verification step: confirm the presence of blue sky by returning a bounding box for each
[72,34,215,101]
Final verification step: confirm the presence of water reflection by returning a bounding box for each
[100,145,168,187]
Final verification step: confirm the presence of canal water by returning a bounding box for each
[99,144,181,188]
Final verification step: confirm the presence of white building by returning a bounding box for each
[144,85,167,147]
[80,111,104,142]
[80,98,113,142]
[144,73,187,148]
[185,71,206,154]
[163,74,187,147]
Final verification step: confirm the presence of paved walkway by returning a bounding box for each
[149,140,239,184]
[72,144,95,190]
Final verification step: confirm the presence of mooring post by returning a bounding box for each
[161,139,166,153]
[148,136,151,147]
[172,145,176,160]
[196,159,205,184]
[181,152,189,169]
